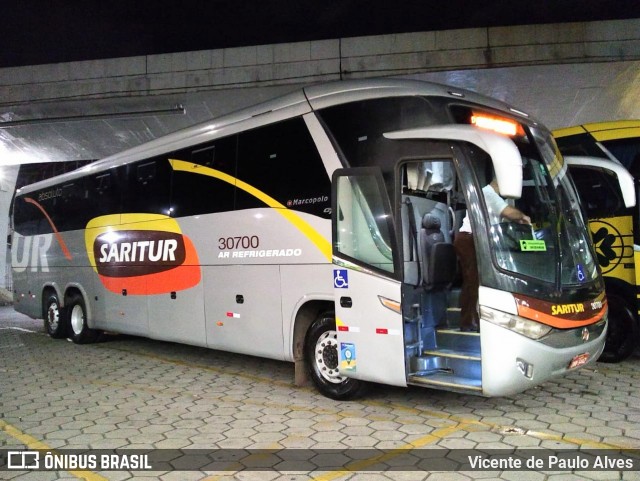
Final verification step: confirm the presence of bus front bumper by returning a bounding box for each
[479,317,607,397]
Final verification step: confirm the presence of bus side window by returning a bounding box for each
[88,169,121,219]
[123,158,172,216]
[569,166,624,218]
[137,161,156,185]
[192,145,215,167]
[555,133,606,158]
[236,117,331,218]
[601,137,640,173]
[96,173,111,193]
[12,196,41,236]
[169,136,237,217]
[56,181,87,231]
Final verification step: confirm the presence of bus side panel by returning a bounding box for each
[280,263,333,362]
[148,281,206,347]
[204,264,284,360]
[12,230,88,320]
[334,270,406,386]
[588,216,635,286]
[12,233,39,318]
[97,273,150,337]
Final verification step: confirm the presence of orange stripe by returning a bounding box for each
[517,301,607,329]
[24,197,72,260]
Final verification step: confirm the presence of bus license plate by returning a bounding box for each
[568,353,590,369]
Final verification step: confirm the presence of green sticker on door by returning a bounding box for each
[520,240,547,251]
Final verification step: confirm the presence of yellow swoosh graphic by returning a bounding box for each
[169,159,332,261]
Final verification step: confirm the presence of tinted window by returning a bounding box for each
[170,136,237,217]
[13,195,45,235]
[55,181,88,231]
[20,181,86,233]
[236,117,330,218]
[13,168,123,235]
[85,168,122,220]
[122,158,172,215]
[555,133,607,158]
[601,137,640,176]
[569,166,625,218]
[318,96,441,171]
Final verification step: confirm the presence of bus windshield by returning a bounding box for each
[484,128,599,287]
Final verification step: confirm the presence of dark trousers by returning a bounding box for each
[453,232,479,329]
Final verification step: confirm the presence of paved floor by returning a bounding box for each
[1,305,640,480]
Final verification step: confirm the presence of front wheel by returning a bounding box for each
[67,294,99,344]
[598,295,637,363]
[44,293,67,339]
[305,311,366,400]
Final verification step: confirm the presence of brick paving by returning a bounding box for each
[1,306,640,480]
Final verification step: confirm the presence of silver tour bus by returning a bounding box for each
[12,79,607,399]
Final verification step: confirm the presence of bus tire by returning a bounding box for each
[44,293,67,339]
[305,311,366,400]
[67,294,99,344]
[598,295,637,363]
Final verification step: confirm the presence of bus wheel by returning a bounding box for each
[44,293,67,339]
[599,295,637,363]
[305,311,366,400]
[67,294,99,344]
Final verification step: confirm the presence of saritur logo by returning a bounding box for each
[94,230,187,277]
[85,214,201,295]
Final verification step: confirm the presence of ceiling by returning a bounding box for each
[0,84,301,167]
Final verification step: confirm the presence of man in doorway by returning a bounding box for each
[454,178,530,332]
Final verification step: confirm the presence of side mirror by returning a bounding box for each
[385,125,523,198]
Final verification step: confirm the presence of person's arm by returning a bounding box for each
[501,205,531,224]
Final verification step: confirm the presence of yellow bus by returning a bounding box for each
[555,121,640,361]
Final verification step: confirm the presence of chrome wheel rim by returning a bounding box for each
[47,303,60,331]
[314,330,346,384]
[70,305,84,335]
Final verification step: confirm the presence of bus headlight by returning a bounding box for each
[481,306,553,340]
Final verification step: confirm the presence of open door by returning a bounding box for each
[330,167,406,388]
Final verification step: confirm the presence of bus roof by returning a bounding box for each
[17,78,533,195]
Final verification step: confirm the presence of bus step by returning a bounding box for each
[407,372,482,392]
[412,367,453,376]
[437,328,479,336]
[435,329,481,352]
[423,348,481,361]
[409,355,480,380]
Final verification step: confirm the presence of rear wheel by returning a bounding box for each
[43,293,66,339]
[598,295,637,363]
[305,311,366,400]
[67,294,99,344]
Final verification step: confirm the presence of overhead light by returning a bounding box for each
[0,105,186,128]
[470,111,526,137]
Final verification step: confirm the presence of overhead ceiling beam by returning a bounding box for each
[0,105,185,128]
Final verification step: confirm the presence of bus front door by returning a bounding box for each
[331,168,406,387]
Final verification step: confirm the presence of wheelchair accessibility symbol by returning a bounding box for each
[576,264,585,283]
[334,269,349,288]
